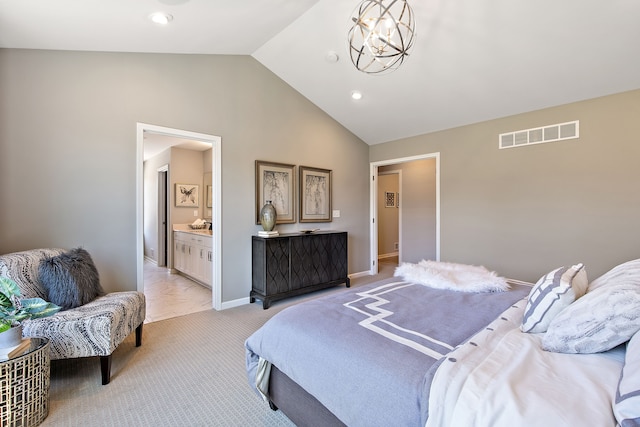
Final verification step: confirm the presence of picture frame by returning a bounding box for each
[255,160,296,224]
[385,191,396,208]
[299,166,332,223]
[175,183,199,207]
[206,185,213,208]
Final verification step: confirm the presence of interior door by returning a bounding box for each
[157,168,168,267]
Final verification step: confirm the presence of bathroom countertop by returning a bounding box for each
[173,224,212,236]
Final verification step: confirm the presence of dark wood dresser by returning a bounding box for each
[251,231,350,309]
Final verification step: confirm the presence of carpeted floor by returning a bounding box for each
[43,303,294,427]
[41,266,395,426]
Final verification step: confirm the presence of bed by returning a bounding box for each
[245,259,640,427]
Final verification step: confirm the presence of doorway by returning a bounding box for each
[136,123,223,311]
[370,153,440,275]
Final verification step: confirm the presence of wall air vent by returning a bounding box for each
[499,120,579,149]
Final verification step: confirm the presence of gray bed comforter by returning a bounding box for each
[245,277,530,427]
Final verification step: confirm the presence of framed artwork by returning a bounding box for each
[299,166,332,223]
[385,191,396,208]
[175,183,199,207]
[255,160,296,224]
[206,185,213,208]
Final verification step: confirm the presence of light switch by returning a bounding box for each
[194,210,199,217]
[332,210,340,218]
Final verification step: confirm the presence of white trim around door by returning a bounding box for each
[136,123,223,311]
[369,152,440,275]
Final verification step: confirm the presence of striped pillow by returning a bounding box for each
[521,263,587,334]
[615,331,640,426]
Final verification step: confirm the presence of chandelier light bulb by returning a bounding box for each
[348,0,416,75]
[384,18,394,30]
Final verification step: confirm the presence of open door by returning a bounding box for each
[157,166,168,267]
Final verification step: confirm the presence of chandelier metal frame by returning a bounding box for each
[348,0,416,74]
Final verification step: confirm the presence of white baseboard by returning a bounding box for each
[378,252,399,260]
[349,270,371,279]
[221,297,250,310]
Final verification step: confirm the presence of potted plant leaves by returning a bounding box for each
[0,276,61,348]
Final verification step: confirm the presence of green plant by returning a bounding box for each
[0,277,61,333]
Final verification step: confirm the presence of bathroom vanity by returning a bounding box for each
[173,227,213,288]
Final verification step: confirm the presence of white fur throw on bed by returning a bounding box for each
[394,260,509,292]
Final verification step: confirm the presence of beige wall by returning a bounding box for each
[0,49,370,301]
[168,148,206,226]
[2,47,637,296]
[371,89,640,282]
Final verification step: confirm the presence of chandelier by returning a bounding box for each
[348,0,416,74]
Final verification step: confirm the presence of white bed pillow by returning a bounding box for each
[520,263,587,334]
[615,331,640,426]
[542,280,640,354]
[588,258,640,292]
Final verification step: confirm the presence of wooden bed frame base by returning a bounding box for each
[268,365,346,427]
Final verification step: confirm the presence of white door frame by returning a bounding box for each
[136,123,223,310]
[369,152,440,274]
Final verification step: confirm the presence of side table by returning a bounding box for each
[0,338,50,427]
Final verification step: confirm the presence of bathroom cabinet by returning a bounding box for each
[173,231,212,287]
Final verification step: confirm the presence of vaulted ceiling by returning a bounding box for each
[2,0,640,145]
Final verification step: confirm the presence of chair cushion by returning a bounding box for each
[39,248,104,310]
[22,291,146,359]
[0,248,64,299]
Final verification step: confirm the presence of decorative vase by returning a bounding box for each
[260,200,277,231]
[0,324,23,349]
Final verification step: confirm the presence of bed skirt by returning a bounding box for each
[269,365,346,427]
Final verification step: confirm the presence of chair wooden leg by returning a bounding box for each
[135,323,143,347]
[100,355,112,385]
[100,324,143,385]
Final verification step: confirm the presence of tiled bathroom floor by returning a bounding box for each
[143,260,212,323]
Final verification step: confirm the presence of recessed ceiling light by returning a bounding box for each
[325,51,339,63]
[149,12,173,25]
[351,91,363,100]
